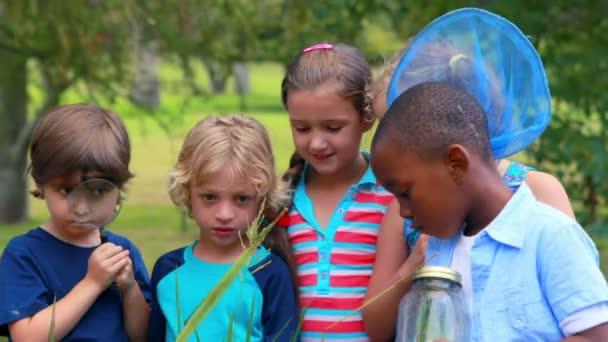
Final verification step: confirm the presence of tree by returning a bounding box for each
[0,0,138,223]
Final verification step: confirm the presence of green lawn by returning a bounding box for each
[0,62,606,339]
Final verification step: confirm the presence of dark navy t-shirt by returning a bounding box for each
[0,227,151,341]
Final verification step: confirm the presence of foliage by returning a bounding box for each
[0,0,144,223]
[380,0,608,227]
[0,0,138,100]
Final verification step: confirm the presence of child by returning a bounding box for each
[370,38,574,220]
[363,9,599,340]
[0,104,151,341]
[148,115,299,342]
[280,43,398,341]
[371,81,608,340]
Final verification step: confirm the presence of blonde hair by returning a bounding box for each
[169,115,296,283]
[370,45,410,119]
[168,114,290,217]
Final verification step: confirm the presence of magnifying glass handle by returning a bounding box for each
[99,226,108,243]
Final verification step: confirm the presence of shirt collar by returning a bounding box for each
[482,182,535,249]
[298,151,377,189]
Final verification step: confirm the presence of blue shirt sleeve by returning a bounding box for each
[538,220,608,324]
[148,249,185,342]
[0,238,51,328]
[251,253,300,342]
[126,240,152,303]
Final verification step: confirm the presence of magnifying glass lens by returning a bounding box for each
[67,179,121,230]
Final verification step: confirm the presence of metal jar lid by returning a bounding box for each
[414,266,462,286]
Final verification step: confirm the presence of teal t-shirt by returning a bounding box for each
[148,243,298,342]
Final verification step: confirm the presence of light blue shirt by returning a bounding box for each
[424,183,608,340]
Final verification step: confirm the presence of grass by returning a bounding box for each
[0,61,607,340]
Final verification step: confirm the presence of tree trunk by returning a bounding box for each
[129,24,160,110]
[203,59,229,94]
[0,49,28,223]
[233,62,250,111]
[179,53,202,96]
[232,62,250,95]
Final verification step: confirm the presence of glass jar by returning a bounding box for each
[396,266,469,342]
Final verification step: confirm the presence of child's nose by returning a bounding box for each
[72,200,91,218]
[215,201,235,222]
[309,133,328,150]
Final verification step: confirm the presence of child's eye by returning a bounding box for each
[200,194,216,201]
[327,126,342,132]
[399,190,410,200]
[294,127,310,133]
[90,185,111,197]
[236,195,251,204]
[58,187,72,195]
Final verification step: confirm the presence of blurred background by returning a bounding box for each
[1,0,607,276]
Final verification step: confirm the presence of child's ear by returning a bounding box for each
[32,182,44,199]
[444,144,469,184]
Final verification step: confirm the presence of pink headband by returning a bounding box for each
[302,43,334,54]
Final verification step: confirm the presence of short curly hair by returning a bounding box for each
[168,114,290,215]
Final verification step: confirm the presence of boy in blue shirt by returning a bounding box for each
[148,115,298,341]
[371,82,608,340]
[0,104,151,341]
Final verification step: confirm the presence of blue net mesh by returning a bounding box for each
[387,8,551,159]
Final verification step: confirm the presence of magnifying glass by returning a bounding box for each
[67,178,122,243]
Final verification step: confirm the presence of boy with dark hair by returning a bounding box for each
[0,104,150,341]
[371,82,608,340]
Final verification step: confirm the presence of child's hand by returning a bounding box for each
[85,243,130,292]
[410,233,429,266]
[397,234,429,280]
[115,256,137,293]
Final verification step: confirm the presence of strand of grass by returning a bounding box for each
[320,252,439,342]
[246,296,256,342]
[175,266,182,334]
[270,316,294,342]
[290,308,307,342]
[226,313,234,342]
[175,210,283,342]
[176,245,256,341]
[47,294,56,342]
[417,296,431,341]
[229,280,246,342]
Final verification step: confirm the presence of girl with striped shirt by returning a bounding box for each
[278,43,402,342]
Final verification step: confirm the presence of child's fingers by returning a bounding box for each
[108,257,130,274]
[417,234,429,252]
[409,234,429,265]
[105,249,130,267]
[118,258,133,273]
[94,243,124,258]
